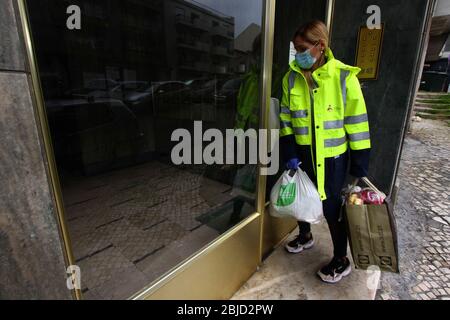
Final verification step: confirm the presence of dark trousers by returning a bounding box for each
[297,148,349,259]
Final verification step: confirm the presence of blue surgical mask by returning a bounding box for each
[295,42,319,69]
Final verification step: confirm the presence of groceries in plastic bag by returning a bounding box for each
[361,188,385,205]
[342,178,387,206]
[270,168,324,224]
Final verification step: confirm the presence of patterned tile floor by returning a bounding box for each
[63,161,252,300]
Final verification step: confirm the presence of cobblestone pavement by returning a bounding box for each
[376,118,450,300]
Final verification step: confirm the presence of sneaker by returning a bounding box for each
[317,257,352,284]
[284,233,315,254]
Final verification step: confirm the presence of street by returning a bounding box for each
[377,118,450,300]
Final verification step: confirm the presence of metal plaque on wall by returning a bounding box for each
[355,24,385,80]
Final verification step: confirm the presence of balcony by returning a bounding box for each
[175,16,209,31]
[212,46,234,57]
[178,40,210,53]
[179,61,211,73]
[192,19,209,31]
[196,41,210,52]
[197,62,211,72]
[211,26,234,39]
[214,65,227,74]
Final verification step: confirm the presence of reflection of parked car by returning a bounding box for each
[46,98,143,175]
[109,81,150,100]
[65,80,190,115]
[185,78,211,88]
[66,78,119,99]
[85,79,119,90]
[124,81,190,114]
[214,78,243,104]
[186,78,231,103]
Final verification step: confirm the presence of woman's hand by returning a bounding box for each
[286,158,301,170]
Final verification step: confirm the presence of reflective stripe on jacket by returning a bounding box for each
[279,48,371,201]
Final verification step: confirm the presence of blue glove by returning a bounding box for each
[286,158,301,170]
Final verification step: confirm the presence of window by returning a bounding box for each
[27,0,263,300]
[175,7,185,19]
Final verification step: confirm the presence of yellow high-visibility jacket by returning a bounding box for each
[280,47,371,201]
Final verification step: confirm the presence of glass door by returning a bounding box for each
[24,0,266,299]
[262,0,330,256]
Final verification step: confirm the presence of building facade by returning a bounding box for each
[0,0,434,299]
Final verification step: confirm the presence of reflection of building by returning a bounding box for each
[29,0,236,93]
[165,0,236,79]
[234,23,262,74]
[29,0,167,96]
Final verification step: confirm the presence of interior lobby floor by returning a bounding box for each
[62,161,252,300]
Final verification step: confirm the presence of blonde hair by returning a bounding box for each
[293,20,330,90]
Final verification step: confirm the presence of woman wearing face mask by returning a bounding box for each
[279,20,371,283]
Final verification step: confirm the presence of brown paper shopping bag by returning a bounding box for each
[344,178,399,273]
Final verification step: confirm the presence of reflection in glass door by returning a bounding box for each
[26,0,264,299]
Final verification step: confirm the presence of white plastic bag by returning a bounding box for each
[269,168,324,224]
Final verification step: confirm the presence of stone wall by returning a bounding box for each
[0,0,72,299]
[332,0,430,194]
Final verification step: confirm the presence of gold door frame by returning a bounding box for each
[256,0,277,264]
[17,0,82,300]
[326,0,335,43]
[134,0,279,300]
[17,0,278,300]
[261,0,337,257]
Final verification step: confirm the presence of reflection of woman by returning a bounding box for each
[280,20,371,283]
[230,34,283,224]
[228,36,262,225]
